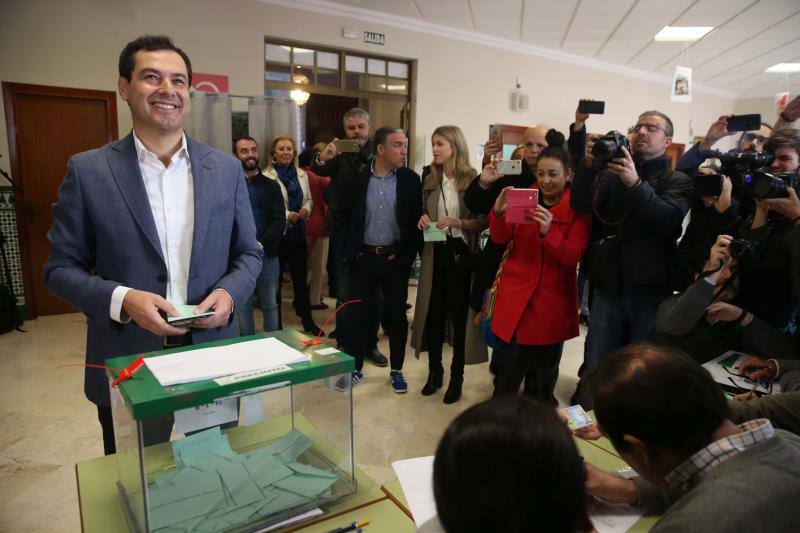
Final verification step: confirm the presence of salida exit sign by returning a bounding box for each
[364,31,385,45]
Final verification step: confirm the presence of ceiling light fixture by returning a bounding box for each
[654,26,714,42]
[765,63,800,73]
[290,89,310,106]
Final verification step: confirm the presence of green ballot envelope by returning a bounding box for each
[423,226,447,242]
[166,304,215,325]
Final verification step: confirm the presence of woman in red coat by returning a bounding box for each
[489,146,591,404]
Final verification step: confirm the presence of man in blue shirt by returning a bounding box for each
[341,127,422,393]
[233,136,285,335]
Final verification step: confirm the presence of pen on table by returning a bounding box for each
[745,379,759,400]
[324,519,369,533]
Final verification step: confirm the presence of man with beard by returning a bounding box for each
[570,111,692,408]
[233,136,285,335]
[313,108,389,367]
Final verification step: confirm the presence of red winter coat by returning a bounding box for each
[304,167,330,252]
[489,187,591,345]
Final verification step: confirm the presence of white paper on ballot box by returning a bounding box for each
[145,337,308,386]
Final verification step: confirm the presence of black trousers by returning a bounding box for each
[345,252,410,371]
[425,243,470,377]
[493,337,563,405]
[279,238,312,323]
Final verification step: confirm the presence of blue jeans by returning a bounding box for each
[237,256,280,335]
[575,289,665,407]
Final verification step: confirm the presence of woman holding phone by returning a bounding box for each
[489,146,591,404]
[265,135,320,334]
[411,125,487,404]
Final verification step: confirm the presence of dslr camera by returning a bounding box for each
[591,131,630,171]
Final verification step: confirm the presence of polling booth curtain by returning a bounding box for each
[185,91,233,152]
[248,96,300,167]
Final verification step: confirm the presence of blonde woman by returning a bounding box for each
[411,125,488,403]
[265,135,319,334]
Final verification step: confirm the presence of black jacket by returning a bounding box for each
[344,165,422,271]
[311,139,373,214]
[571,154,693,295]
[250,172,286,258]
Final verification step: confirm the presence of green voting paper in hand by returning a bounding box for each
[423,226,447,242]
[166,304,215,325]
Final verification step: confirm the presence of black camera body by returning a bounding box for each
[592,131,630,171]
[730,238,756,258]
[696,150,776,198]
[748,170,799,199]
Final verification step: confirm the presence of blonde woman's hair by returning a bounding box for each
[266,135,297,170]
[426,125,477,190]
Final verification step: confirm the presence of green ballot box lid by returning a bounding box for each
[106,329,354,419]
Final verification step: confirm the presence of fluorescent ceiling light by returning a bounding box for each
[765,63,800,73]
[654,26,714,42]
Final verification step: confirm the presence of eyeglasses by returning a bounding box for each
[631,123,668,135]
[741,133,768,144]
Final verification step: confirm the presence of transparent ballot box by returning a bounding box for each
[107,330,356,532]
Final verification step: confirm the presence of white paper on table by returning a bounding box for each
[591,501,645,533]
[702,350,780,395]
[145,337,309,386]
[392,455,436,528]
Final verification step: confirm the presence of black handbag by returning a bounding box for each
[440,182,479,272]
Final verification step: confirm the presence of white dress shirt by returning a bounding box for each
[437,174,465,242]
[109,131,194,322]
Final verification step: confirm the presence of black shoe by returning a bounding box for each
[421,370,443,396]
[302,320,322,335]
[328,329,337,339]
[368,349,388,367]
[579,313,590,326]
[405,302,412,311]
[310,302,329,310]
[443,376,463,404]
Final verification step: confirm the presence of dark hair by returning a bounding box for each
[119,35,193,84]
[765,128,800,159]
[298,148,317,168]
[373,126,404,149]
[433,396,586,533]
[545,128,565,148]
[537,146,572,173]
[590,343,728,456]
[639,110,674,137]
[233,136,258,153]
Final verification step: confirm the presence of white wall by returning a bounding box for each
[1,0,739,184]
[734,97,783,127]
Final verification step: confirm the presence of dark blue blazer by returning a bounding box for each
[44,133,263,405]
[344,165,422,270]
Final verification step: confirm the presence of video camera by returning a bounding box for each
[693,150,797,199]
[591,131,629,171]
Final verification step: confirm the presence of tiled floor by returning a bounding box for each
[0,285,587,532]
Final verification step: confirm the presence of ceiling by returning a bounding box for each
[311,0,800,98]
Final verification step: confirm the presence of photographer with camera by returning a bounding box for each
[656,234,797,363]
[570,111,692,407]
[735,129,800,328]
[677,115,772,176]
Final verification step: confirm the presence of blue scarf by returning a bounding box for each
[275,163,305,241]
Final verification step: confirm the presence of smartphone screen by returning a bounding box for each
[578,100,605,114]
[728,114,761,132]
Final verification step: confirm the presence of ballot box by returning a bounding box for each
[107,330,357,532]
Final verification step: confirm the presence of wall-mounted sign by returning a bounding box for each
[364,31,385,46]
[192,73,229,93]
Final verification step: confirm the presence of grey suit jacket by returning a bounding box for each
[45,133,263,406]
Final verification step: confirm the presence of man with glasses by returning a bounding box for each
[676,115,772,176]
[570,110,692,408]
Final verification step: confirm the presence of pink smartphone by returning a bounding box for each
[506,188,538,224]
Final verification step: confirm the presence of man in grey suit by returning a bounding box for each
[44,35,262,454]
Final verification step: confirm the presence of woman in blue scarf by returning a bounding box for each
[266,135,320,334]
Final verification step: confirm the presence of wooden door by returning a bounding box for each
[3,83,118,317]
[304,93,358,148]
